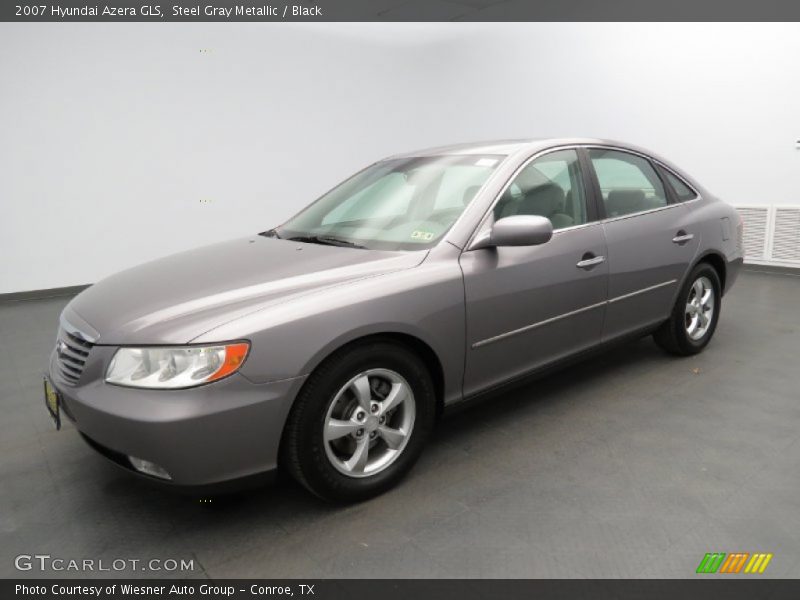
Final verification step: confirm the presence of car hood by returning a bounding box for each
[63,236,425,345]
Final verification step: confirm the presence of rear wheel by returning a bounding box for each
[654,263,721,356]
[281,341,435,502]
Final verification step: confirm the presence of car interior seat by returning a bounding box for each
[462,185,481,206]
[605,189,646,217]
[519,183,574,229]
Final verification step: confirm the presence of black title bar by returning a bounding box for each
[5,579,800,600]
[4,0,800,22]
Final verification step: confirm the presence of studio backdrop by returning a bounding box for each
[1,22,798,295]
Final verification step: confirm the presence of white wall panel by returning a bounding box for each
[2,23,799,293]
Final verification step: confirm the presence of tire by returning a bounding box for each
[281,340,436,503]
[654,262,722,356]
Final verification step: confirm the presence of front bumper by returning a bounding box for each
[48,349,306,486]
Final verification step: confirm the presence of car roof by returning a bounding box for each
[387,137,704,200]
[392,138,657,159]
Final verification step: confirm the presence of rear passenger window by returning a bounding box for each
[588,149,668,218]
[663,169,698,202]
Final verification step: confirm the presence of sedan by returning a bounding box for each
[45,138,743,501]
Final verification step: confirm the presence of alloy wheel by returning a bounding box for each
[685,275,715,341]
[323,368,415,478]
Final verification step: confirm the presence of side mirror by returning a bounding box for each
[470,215,554,250]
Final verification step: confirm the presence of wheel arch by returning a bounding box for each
[345,332,446,419]
[693,251,727,294]
[276,330,447,473]
[296,330,447,418]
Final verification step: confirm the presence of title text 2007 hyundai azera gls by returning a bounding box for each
[45,139,743,501]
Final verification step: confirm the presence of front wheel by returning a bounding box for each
[281,341,436,503]
[654,263,721,356]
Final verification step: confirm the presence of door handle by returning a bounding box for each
[576,254,605,269]
[672,231,694,244]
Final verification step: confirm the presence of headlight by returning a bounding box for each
[105,343,250,389]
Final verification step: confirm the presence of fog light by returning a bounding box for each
[129,456,172,480]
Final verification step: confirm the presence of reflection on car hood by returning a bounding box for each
[64,236,425,344]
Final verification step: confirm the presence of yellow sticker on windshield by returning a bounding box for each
[411,230,434,241]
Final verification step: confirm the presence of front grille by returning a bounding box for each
[55,328,94,385]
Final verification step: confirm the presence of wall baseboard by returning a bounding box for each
[742,264,800,277]
[0,284,91,303]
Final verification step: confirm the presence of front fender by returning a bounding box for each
[193,258,466,406]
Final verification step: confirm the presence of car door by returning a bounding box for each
[459,148,609,397]
[586,147,700,341]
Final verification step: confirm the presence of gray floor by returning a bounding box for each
[1,269,798,579]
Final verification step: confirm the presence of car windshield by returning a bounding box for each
[275,154,505,251]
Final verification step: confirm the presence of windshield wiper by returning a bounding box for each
[259,229,282,239]
[288,235,367,249]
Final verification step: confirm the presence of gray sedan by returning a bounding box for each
[45,138,743,501]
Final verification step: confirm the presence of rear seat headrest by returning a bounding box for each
[606,189,645,216]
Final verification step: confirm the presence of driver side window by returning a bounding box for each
[494,149,587,231]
